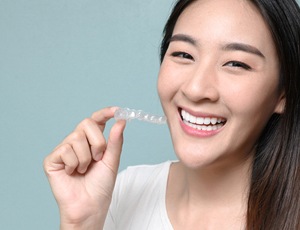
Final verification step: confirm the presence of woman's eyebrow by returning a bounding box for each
[222,43,265,58]
[169,34,197,46]
[169,34,265,59]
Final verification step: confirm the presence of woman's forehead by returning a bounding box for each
[172,0,276,57]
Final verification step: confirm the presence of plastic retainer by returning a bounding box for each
[114,107,167,124]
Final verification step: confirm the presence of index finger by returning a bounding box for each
[91,106,119,130]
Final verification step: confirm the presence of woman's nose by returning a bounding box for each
[181,64,220,103]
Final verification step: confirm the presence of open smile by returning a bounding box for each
[180,109,227,131]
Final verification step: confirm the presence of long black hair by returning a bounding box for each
[160,0,300,229]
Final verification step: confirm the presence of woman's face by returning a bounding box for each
[158,0,285,169]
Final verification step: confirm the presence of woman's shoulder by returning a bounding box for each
[112,161,174,212]
[117,161,173,186]
[106,161,176,229]
[122,161,173,175]
[114,161,176,196]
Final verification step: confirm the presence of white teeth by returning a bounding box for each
[204,117,210,125]
[201,125,208,131]
[196,117,204,125]
[184,120,223,131]
[211,118,217,125]
[181,109,225,129]
[190,115,196,123]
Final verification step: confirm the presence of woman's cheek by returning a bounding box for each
[157,65,171,100]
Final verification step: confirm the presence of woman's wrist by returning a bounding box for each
[60,212,107,230]
[60,221,103,230]
[59,202,110,230]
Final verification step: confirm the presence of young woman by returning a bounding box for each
[44,0,300,229]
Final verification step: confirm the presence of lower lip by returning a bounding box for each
[179,118,223,138]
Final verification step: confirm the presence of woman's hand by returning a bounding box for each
[43,107,126,229]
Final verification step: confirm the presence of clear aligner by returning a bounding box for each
[114,107,167,124]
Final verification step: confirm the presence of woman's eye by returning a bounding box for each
[224,61,251,70]
[171,52,194,61]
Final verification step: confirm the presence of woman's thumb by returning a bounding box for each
[102,120,126,173]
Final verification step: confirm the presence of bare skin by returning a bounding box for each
[44,107,126,229]
[166,160,251,229]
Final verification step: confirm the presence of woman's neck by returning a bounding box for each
[166,156,253,229]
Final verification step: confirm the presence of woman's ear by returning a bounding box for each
[274,91,286,114]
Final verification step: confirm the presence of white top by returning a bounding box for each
[104,161,174,230]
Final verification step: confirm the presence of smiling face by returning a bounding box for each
[158,0,285,169]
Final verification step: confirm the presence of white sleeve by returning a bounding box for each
[103,162,173,230]
[103,170,126,230]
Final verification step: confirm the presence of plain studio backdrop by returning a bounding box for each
[0,0,299,229]
[0,1,175,229]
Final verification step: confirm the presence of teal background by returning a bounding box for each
[0,0,175,229]
[1,0,299,229]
